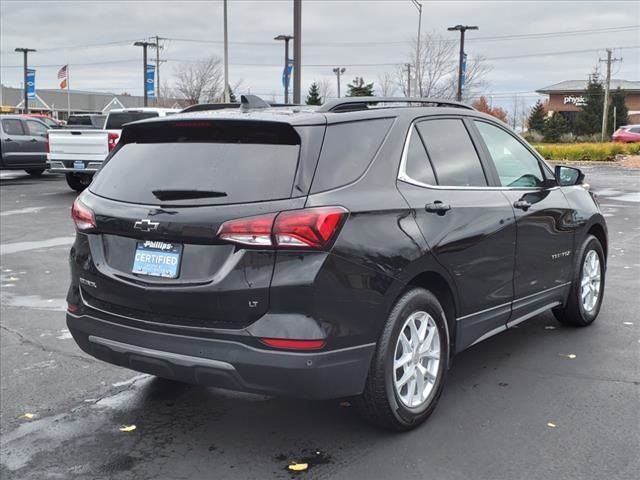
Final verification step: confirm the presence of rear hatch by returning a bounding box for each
[80,118,325,330]
[48,129,109,163]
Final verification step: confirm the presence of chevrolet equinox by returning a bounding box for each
[66,96,607,430]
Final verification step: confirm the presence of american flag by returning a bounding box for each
[58,65,68,89]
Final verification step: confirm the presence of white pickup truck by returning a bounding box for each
[47,108,179,191]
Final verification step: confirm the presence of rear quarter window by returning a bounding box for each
[310,118,394,193]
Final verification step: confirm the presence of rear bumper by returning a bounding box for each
[67,312,375,400]
[47,160,101,173]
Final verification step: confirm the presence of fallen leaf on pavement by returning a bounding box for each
[547,422,557,428]
[559,354,577,359]
[119,424,137,432]
[20,413,35,420]
[288,463,309,472]
[623,322,633,326]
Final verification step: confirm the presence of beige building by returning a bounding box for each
[536,79,640,126]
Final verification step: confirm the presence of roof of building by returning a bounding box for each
[537,79,640,94]
[0,85,185,113]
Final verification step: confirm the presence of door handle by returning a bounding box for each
[425,201,451,215]
[30,138,38,142]
[5,138,12,142]
[513,199,531,211]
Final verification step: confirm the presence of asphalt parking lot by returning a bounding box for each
[0,166,638,480]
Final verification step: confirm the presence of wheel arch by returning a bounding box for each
[405,270,458,356]
[586,221,608,262]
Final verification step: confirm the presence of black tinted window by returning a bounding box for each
[105,112,159,129]
[68,116,91,126]
[91,140,300,206]
[311,118,394,193]
[2,119,24,135]
[404,126,437,185]
[416,119,486,187]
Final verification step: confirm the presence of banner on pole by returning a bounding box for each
[26,69,36,99]
[460,53,468,95]
[282,60,293,89]
[146,64,156,100]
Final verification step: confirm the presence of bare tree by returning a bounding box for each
[396,32,491,100]
[316,78,335,101]
[377,72,397,96]
[174,56,223,105]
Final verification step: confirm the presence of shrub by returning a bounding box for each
[533,142,639,161]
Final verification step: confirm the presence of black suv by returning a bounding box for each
[67,97,607,430]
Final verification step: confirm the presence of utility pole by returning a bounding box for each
[223,0,230,102]
[599,49,622,141]
[274,35,293,104]
[150,36,167,103]
[133,41,155,107]
[292,0,302,104]
[405,63,412,97]
[15,47,36,113]
[332,67,346,98]
[410,1,422,96]
[447,24,478,101]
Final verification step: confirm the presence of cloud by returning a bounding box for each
[0,0,637,111]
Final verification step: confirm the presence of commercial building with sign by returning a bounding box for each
[536,79,640,127]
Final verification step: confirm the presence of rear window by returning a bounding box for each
[416,119,487,187]
[90,121,303,206]
[105,112,159,129]
[310,118,394,193]
[67,116,92,126]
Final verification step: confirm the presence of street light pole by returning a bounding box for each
[410,0,422,96]
[15,47,36,113]
[332,67,346,98]
[133,41,155,107]
[293,0,302,104]
[447,24,478,101]
[274,35,293,104]
[223,0,230,102]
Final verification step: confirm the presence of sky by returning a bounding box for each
[1,0,638,113]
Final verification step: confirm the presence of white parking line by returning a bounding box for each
[0,237,75,256]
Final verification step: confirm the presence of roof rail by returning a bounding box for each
[317,97,474,113]
[180,97,302,114]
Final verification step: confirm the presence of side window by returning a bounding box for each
[475,121,545,188]
[311,118,394,193]
[629,127,640,134]
[2,119,25,136]
[26,120,48,136]
[416,119,487,187]
[404,126,436,185]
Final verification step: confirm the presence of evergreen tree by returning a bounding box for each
[609,87,628,132]
[575,73,604,135]
[543,112,569,142]
[527,100,547,133]
[346,77,374,97]
[306,82,322,105]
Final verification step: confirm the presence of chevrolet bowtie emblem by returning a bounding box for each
[133,219,160,232]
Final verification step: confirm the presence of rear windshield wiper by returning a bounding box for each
[151,189,228,201]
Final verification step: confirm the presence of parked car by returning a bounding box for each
[66,114,107,129]
[23,113,63,129]
[0,115,49,176]
[66,96,608,431]
[47,108,179,191]
[612,125,640,143]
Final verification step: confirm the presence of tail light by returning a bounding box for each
[259,338,326,350]
[107,132,119,152]
[71,197,96,231]
[217,206,348,249]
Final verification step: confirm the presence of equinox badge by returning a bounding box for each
[133,219,160,232]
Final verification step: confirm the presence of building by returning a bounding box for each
[536,79,640,127]
[0,85,185,120]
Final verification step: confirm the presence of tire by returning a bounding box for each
[553,234,605,326]
[26,168,45,177]
[355,287,450,431]
[65,172,92,192]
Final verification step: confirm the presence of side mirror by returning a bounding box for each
[555,165,584,186]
